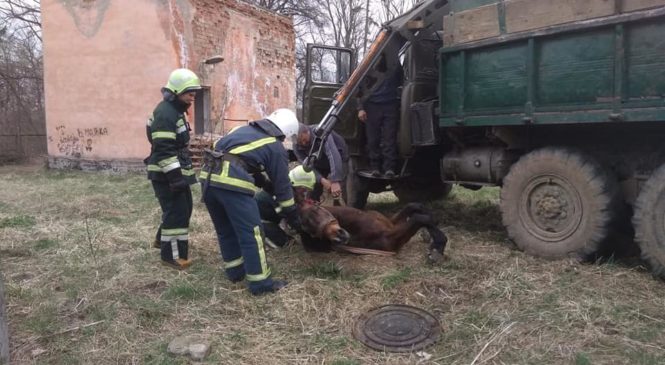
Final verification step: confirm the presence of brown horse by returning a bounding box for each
[293,187,448,260]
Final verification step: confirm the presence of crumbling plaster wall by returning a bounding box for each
[43,0,295,171]
[193,0,296,134]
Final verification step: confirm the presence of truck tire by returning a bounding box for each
[393,180,452,203]
[633,163,665,279]
[345,157,370,209]
[500,147,620,260]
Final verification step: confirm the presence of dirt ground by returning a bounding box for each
[1,163,665,364]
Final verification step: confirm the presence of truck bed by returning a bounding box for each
[439,7,665,127]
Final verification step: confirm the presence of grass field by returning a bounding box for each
[1,163,665,364]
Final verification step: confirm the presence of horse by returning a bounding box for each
[293,186,448,261]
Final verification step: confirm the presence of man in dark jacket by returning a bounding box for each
[357,56,403,179]
[293,123,348,201]
[199,109,302,295]
[146,68,201,270]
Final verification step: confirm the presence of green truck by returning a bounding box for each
[301,0,665,278]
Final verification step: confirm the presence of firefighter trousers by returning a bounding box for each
[151,180,193,262]
[203,186,275,293]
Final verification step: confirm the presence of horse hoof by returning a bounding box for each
[427,249,445,264]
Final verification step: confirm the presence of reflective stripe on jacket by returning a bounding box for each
[199,121,295,209]
[146,99,195,183]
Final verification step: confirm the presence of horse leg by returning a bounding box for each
[409,213,448,264]
[383,210,434,252]
[389,203,427,224]
[409,211,447,253]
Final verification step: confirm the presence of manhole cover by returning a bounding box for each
[353,304,441,352]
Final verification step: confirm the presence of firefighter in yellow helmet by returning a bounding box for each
[145,68,201,270]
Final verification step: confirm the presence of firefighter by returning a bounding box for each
[199,109,302,295]
[255,165,322,248]
[146,68,201,270]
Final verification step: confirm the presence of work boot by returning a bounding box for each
[161,258,193,270]
[153,228,162,249]
[250,280,288,296]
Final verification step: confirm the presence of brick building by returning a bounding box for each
[42,0,296,171]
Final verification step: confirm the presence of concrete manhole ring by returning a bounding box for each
[352,304,441,352]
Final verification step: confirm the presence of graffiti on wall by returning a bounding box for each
[49,125,109,157]
[58,0,111,38]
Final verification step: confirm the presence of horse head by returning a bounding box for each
[293,186,350,246]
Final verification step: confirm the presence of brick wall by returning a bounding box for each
[42,0,295,171]
[191,0,296,134]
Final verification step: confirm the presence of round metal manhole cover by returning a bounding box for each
[353,304,441,352]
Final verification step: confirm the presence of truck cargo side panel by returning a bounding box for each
[536,28,614,107]
[626,19,665,101]
[466,43,528,110]
[440,15,665,127]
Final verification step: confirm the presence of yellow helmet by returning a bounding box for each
[164,68,202,95]
[289,165,316,190]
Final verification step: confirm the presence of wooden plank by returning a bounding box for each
[0,274,9,365]
[505,0,615,33]
[443,14,455,46]
[450,3,501,45]
[440,6,665,53]
[622,0,665,12]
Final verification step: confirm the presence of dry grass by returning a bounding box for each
[1,163,665,364]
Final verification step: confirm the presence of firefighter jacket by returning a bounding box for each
[145,98,196,184]
[199,119,296,210]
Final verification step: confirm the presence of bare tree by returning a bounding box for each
[374,0,420,24]
[0,0,41,41]
[319,0,365,49]
[243,0,324,27]
[0,0,45,160]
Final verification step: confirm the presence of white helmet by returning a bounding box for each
[266,108,299,139]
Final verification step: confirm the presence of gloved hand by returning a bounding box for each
[166,168,188,192]
[281,205,303,232]
[253,173,275,195]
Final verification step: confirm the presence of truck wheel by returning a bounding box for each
[500,147,620,260]
[633,163,665,279]
[345,157,370,209]
[393,180,452,203]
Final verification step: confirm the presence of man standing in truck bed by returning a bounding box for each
[357,56,404,179]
